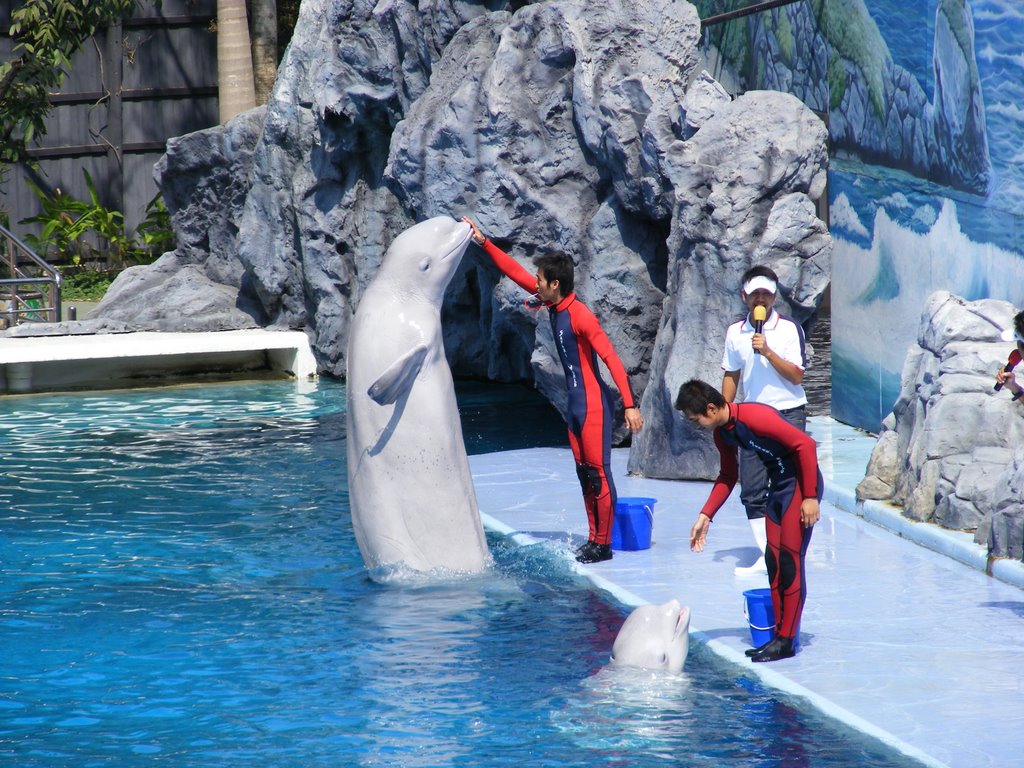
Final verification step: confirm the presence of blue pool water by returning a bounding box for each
[0,380,921,767]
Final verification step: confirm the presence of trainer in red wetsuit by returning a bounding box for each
[675,378,822,662]
[462,217,643,564]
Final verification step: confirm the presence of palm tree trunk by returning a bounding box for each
[216,0,257,122]
[250,0,278,104]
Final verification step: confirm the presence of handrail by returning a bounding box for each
[700,0,804,28]
[0,223,62,325]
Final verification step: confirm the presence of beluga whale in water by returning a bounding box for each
[346,216,491,578]
[609,600,691,674]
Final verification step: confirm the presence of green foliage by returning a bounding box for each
[60,267,118,302]
[775,8,795,67]
[811,0,891,120]
[937,0,980,89]
[0,0,142,182]
[19,169,173,269]
[828,56,848,111]
[938,0,971,60]
[696,0,893,121]
[135,194,175,256]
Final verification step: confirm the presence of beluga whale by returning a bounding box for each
[346,216,491,578]
[609,600,691,674]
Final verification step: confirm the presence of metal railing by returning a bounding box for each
[0,223,62,326]
[700,0,804,29]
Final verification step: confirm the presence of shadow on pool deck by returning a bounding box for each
[469,416,1024,768]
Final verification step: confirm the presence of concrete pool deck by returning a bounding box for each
[470,416,1024,768]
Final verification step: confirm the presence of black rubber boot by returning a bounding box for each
[575,541,612,563]
[750,636,796,662]
[744,637,776,657]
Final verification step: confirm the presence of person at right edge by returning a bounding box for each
[721,265,809,576]
[676,379,822,662]
[994,309,1024,404]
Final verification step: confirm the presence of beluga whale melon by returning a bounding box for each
[610,600,691,674]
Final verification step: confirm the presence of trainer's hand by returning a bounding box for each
[996,368,1017,389]
[689,513,711,552]
[800,498,820,527]
[461,216,485,245]
[624,406,643,433]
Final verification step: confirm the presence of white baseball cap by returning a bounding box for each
[743,276,777,295]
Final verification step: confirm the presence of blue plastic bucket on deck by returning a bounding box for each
[611,497,655,551]
[743,587,775,647]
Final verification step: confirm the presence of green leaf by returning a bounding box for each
[2,0,144,172]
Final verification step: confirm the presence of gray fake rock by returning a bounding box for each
[384,0,702,433]
[88,253,262,332]
[680,70,731,138]
[856,420,898,500]
[89,0,831,453]
[857,291,1024,557]
[1,318,133,337]
[627,91,831,480]
[87,107,268,331]
[979,449,1024,561]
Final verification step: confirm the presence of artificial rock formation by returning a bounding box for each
[857,292,1024,559]
[628,91,830,479]
[102,105,271,330]
[79,0,831,479]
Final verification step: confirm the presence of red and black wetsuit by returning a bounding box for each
[482,239,636,545]
[701,402,822,640]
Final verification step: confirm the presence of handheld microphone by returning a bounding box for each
[752,306,767,355]
[524,296,544,310]
[994,348,1023,391]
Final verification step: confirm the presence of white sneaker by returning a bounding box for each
[735,557,768,576]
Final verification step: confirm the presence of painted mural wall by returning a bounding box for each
[696,0,1024,433]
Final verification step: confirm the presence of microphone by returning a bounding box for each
[752,305,767,355]
[994,348,1023,391]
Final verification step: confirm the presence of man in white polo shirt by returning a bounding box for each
[721,265,809,575]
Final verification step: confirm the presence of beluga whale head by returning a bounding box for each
[376,216,473,303]
[609,600,691,674]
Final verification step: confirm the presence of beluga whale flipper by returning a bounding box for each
[346,216,491,578]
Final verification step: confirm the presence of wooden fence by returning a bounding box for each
[0,0,219,247]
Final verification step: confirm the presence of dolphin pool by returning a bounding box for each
[0,379,924,767]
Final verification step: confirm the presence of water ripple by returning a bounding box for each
[0,380,919,768]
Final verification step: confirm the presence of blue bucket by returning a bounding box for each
[612,497,655,551]
[743,587,775,647]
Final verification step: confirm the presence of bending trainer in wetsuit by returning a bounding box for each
[677,379,821,662]
[463,217,643,564]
